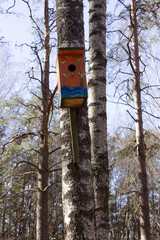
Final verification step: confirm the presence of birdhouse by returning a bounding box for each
[56,48,87,108]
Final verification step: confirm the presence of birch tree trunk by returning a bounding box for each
[131,0,151,239]
[36,0,50,239]
[56,1,96,239]
[88,1,109,239]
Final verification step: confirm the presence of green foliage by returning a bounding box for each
[109,129,160,238]
[0,88,62,239]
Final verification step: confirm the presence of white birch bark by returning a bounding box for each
[88,1,109,239]
[56,1,96,239]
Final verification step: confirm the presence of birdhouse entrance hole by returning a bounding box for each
[68,64,76,72]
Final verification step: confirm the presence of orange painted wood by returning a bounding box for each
[56,48,87,108]
[58,49,84,55]
[57,52,86,89]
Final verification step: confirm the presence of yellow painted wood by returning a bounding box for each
[62,98,85,108]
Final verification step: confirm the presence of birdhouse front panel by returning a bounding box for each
[57,48,87,108]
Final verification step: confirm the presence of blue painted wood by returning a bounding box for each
[61,86,87,98]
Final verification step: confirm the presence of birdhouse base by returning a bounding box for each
[59,97,86,108]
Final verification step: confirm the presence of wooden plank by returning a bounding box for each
[70,108,80,163]
[58,48,85,55]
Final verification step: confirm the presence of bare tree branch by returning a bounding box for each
[48,160,62,171]
[118,0,129,9]
[38,181,60,192]
[22,0,44,36]
[48,168,62,173]
[127,110,136,121]
[16,160,40,172]
[16,171,36,176]
[6,0,16,13]
[1,132,38,154]
[49,146,61,155]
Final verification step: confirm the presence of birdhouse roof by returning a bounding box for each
[58,48,85,55]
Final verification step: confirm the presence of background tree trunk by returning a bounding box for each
[36,0,50,239]
[56,0,96,239]
[88,0,109,239]
[131,0,151,239]
[1,202,6,240]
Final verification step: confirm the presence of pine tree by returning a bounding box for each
[131,0,151,239]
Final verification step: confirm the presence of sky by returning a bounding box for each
[0,0,32,61]
[0,0,90,62]
[0,0,115,62]
[0,0,134,134]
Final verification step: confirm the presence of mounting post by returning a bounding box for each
[69,108,80,163]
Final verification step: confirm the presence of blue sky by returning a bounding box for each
[0,0,35,62]
[0,0,90,61]
[0,0,132,133]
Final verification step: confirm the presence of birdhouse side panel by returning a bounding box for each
[56,59,61,95]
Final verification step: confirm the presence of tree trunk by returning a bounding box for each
[1,201,6,240]
[18,176,27,238]
[131,0,151,239]
[36,0,50,239]
[56,1,96,239]
[88,0,109,239]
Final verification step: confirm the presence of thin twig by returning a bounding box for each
[6,0,16,13]
[1,132,38,154]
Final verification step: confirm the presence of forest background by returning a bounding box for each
[0,0,160,239]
